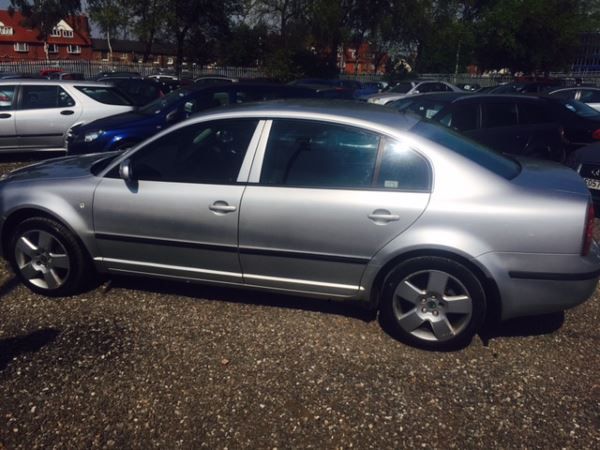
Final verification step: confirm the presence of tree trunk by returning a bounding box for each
[107,29,113,62]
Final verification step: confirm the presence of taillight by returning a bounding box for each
[592,129,600,140]
[583,201,595,255]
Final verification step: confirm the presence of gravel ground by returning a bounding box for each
[0,156,599,449]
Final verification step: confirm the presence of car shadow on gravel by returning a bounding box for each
[0,328,60,371]
[0,276,20,302]
[480,312,565,344]
[106,276,378,322]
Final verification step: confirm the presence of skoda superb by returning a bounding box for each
[0,101,598,350]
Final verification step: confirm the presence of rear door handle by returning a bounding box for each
[368,210,400,223]
[209,201,237,213]
[0,113,11,119]
[60,110,74,115]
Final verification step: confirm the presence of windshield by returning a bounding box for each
[411,121,521,179]
[390,82,413,93]
[139,88,192,115]
[560,99,600,118]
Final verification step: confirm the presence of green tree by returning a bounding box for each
[88,0,130,62]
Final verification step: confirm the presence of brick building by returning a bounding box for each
[0,10,92,61]
[91,39,177,66]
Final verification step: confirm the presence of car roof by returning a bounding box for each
[450,93,549,103]
[204,99,419,130]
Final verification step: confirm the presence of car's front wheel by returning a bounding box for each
[380,256,486,350]
[8,217,93,297]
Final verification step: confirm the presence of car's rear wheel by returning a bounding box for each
[380,256,486,350]
[8,217,93,297]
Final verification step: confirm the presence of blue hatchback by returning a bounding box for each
[67,83,316,155]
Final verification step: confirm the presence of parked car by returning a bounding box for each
[487,81,562,95]
[387,92,467,119]
[150,77,181,94]
[194,76,238,86]
[549,87,600,111]
[147,74,179,82]
[0,80,134,153]
[565,141,600,212]
[0,72,40,80]
[365,80,463,104]
[94,71,142,80]
[98,77,164,107]
[47,72,85,80]
[67,83,317,154]
[1,101,597,350]
[290,78,374,98]
[426,94,568,161]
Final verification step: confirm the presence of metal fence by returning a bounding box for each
[3,60,600,86]
[0,60,266,80]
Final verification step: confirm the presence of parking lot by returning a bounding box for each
[0,156,598,449]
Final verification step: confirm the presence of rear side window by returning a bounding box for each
[374,138,431,191]
[21,85,75,109]
[260,120,380,188]
[75,86,131,105]
[411,121,520,180]
[482,102,518,128]
[518,102,552,125]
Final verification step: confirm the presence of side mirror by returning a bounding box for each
[119,158,133,182]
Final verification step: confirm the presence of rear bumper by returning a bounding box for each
[477,244,600,320]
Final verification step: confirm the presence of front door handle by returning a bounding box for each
[0,113,11,119]
[368,209,400,224]
[60,110,75,115]
[209,201,237,214]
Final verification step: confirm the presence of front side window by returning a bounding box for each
[0,85,16,110]
[21,85,75,109]
[126,120,258,184]
[260,120,380,188]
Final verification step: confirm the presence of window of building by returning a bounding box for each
[67,45,81,54]
[14,43,28,52]
[0,26,13,35]
[47,44,58,54]
[50,27,61,37]
[62,30,73,38]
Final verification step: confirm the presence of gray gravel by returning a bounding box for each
[0,157,599,449]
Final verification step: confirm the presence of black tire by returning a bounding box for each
[8,217,94,297]
[379,256,486,351]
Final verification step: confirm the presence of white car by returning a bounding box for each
[0,80,134,153]
[549,87,600,112]
[366,80,463,105]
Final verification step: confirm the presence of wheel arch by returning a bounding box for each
[1,207,95,264]
[369,248,502,324]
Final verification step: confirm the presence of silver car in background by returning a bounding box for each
[366,80,463,105]
[0,101,597,350]
[0,80,134,152]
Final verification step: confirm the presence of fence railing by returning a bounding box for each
[2,60,600,87]
[0,60,267,80]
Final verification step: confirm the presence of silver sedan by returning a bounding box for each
[0,101,598,350]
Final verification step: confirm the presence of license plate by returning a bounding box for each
[584,178,600,190]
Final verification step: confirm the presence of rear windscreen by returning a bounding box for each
[75,86,132,106]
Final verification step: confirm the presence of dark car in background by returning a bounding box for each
[549,87,600,111]
[67,83,317,154]
[99,77,165,107]
[387,92,468,119]
[427,94,568,161]
[289,78,376,98]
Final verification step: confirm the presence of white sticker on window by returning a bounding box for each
[384,180,399,188]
